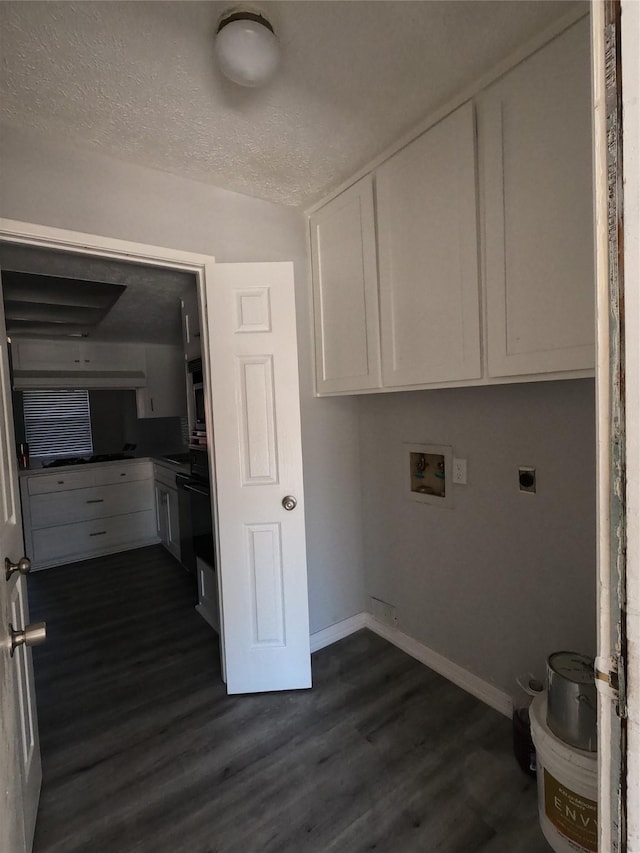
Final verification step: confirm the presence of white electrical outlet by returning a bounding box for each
[452,457,467,485]
[371,597,397,627]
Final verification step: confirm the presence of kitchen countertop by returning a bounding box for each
[151,456,190,475]
[19,454,192,478]
[18,456,153,477]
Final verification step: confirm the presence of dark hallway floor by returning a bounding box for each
[28,545,550,852]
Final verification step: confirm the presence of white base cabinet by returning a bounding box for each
[153,464,181,562]
[195,556,219,633]
[20,460,158,570]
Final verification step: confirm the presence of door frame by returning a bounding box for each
[0,216,226,669]
[619,0,640,848]
[592,0,639,848]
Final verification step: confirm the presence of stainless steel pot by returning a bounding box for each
[546,651,597,752]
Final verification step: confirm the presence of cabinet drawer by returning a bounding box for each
[32,510,157,565]
[153,464,180,490]
[27,461,151,495]
[95,462,152,487]
[28,469,96,495]
[30,480,154,528]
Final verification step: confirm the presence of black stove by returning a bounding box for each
[43,453,135,468]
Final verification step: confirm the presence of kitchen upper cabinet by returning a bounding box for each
[11,339,83,371]
[377,101,482,387]
[11,339,147,389]
[479,18,594,378]
[181,287,201,361]
[310,175,381,393]
[12,339,144,373]
[308,19,594,396]
[136,345,187,419]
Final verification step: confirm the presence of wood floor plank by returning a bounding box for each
[27,545,551,852]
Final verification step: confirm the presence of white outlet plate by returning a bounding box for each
[371,597,397,627]
[452,457,467,485]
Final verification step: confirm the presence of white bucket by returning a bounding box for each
[529,693,598,853]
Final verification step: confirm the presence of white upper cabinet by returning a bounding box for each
[479,18,594,378]
[310,175,381,393]
[181,287,201,361]
[11,339,146,387]
[377,101,482,387]
[136,345,187,419]
[307,17,594,396]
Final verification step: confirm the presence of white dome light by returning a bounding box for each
[215,11,280,88]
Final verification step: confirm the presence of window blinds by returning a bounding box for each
[22,389,93,458]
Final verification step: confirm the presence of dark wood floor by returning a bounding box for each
[27,545,550,853]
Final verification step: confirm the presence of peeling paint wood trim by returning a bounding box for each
[621,0,640,847]
[594,1,628,850]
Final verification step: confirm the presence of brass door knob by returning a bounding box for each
[5,556,31,581]
[9,622,46,657]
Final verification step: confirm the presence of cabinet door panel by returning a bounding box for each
[377,101,481,387]
[137,345,187,418]
[310,175,381,393]
[181,288,201,361]
[481,18,594,377]
[166,487,181,560]
[31,510,156,565]
[12,340,81,371]
[30,480,153,527]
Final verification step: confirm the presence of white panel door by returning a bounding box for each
[310,175,381,393]
[480,18,595,378]
[0,278,42,853]
[377,101,482,388]
[206,263,311,694]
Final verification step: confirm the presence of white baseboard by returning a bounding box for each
[309,612,368,653]
[309,611,512,718]
[364,616,513,718]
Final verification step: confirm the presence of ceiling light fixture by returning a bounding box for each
[215,10,280,88]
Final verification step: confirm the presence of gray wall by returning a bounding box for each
[358,379,597,697]
[2,122,596,698]
[0,122,366,634]
[11,387,185,459]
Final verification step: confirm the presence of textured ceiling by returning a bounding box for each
[0,243,195,344]
[0,0,584,208]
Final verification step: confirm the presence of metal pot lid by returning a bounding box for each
[548,651,594,684]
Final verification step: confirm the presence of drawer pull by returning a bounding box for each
[86,499,104,504]
[120,473,127,477]
[89,530,107,537]
[57,481,65,485]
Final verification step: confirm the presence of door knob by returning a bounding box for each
[9,622,46,657]
[282,495,297,511]
[5,556,31,581]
